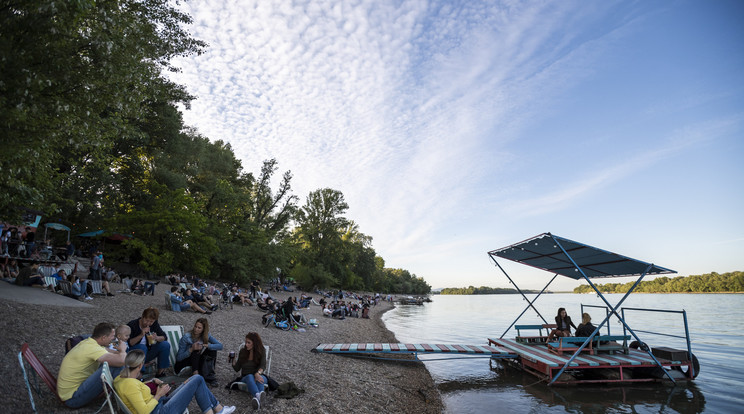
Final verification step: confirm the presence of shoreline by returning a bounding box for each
[1,281,443,413]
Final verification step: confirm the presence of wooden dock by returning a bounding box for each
[488,338,695,384]
[313,342,518,360]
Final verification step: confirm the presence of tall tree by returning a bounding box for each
[0,0,205,220]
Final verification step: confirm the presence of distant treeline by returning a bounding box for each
[573,271,743,294]
[438,286,542,295]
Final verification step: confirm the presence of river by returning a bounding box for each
[381,293,744,413]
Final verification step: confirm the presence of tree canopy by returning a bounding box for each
[572,271,744,294]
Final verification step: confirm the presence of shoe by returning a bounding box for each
[259,390,266,405]
[205,310,212,315]
[218,406,237,414]
[251,396,260,410]
[85,296,94,300]
[106,293,114,297]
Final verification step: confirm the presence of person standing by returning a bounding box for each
[57,322,127,408]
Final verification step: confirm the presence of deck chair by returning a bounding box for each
[161,325,184,367]
[18,343,63,413]
[58,280,73,297]
[121,277,133,294]
[165,293,174,310]
[44,276,58,290]
[89,280,105,295]
[101,362,189,414]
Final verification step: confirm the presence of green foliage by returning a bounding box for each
[439,286,523,295]
[572,271,744,294]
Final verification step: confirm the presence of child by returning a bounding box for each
[110,324,131,351]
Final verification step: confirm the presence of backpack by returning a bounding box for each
[64,335,89,354]
[199,354,217,384]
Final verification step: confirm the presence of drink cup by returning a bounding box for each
[229,351,235,363]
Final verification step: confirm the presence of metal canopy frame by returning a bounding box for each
[488,232,678,385]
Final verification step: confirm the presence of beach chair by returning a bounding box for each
[44,276,58,291]
[89,280,105,295]
[18,343,63,413]
[121,277,133,294]
[101,362,188,414]
[58,280,73,297]
[161,325,184,367]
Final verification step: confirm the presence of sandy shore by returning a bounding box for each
[1,281,443,413]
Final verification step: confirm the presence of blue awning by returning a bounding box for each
[45,223,71,231]
[76,229,105,237]
[488,233,675,279]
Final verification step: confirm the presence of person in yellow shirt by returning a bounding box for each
[57,322,127,408]
[114,350,236,414]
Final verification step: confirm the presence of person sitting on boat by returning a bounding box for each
[547,307,577,341]
[574,312,599,345]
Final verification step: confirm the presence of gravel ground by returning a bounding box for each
[2,281,443,413]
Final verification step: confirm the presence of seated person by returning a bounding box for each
[547,307,578,341]
[114,350,235,414]
[231,287,254,306]
[575,313,601,346]
[361,303,370,319]
[57,322,127,408]
[112,324,131,351]
[191,289,218,311]
[174,318,223,383]
[14,261,46,288]
[6,259,20,282]
[127,307,172,377]
[170,286,211,314]
[65,274,92,300]
[232,332,268,410]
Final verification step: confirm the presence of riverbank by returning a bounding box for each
[1,281,443,413]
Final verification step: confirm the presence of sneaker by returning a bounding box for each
[259,390,266,405]
[219,406,237,414]
[106,292,114,297]
[251,396,260,410]
[85,296,94,300]
[205,310,212,315]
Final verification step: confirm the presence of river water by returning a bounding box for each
[381,293,744,413]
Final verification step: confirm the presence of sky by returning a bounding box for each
[167,0,744,291]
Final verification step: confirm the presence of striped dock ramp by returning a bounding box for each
[313,343,517,359]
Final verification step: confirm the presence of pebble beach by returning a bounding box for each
[1,281,443,413]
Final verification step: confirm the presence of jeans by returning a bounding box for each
[144,281,156,295]
[240,373,267,395]
[130,341,171,370]
[153,375,220,414]
[64,364,123,408]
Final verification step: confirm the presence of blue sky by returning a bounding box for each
[168,0,744,291]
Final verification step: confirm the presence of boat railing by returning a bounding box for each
[620,307,693,364]
[580,303,614,335]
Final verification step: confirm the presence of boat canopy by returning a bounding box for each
[488,233,675,280]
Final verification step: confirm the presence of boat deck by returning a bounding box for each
[488,338,694,384]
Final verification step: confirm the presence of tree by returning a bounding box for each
[1,0,205,220]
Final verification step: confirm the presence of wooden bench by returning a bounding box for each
[515,324,550,344]
[595,335,631,354]
[547,336,595,355]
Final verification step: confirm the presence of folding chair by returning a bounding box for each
[89,280,105,295]
[161,325,184,367]
[18,343,63,413]
[58,280,73,297]
[44,276,58,290]
[101,362,130,414]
